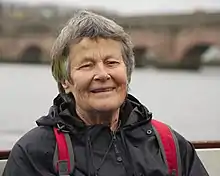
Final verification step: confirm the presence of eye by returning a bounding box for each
[106,60,120,66]
[79,63,93,69]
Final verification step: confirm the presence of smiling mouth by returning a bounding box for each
[91,87,115,93]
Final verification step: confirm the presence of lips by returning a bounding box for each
[90,87,115,93]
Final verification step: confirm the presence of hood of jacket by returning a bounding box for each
[36,93,152,134]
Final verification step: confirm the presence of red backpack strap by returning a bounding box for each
[151,119,182,176]
[53,127,75,176]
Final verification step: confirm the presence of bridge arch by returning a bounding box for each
[19,45,42,63]
[0,49,2,60]
[175,27,220,68]
[133,46,147,67]
[133,45,161,67]
[180,44,211,69]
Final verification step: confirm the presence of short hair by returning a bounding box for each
[51,10,135,93]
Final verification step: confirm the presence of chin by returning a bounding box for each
[88,93,126,111]
[92,102,121,112]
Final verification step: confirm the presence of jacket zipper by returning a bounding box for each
[112,131,123,163]
[112,130,134,176]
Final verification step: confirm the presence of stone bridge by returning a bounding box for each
[0,10,220,68]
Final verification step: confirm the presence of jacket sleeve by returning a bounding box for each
[2,128,56,176]
[184,141,209,176]
[175,131,209,176]
[2,142,56,176]
[2,143,35,176]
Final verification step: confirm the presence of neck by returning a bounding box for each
[76,106,120,131]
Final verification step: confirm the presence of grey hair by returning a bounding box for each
[51,10,135,93]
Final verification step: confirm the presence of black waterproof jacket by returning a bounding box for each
[3,93,209,176]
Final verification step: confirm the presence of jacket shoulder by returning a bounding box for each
[16,126,55,150]
[172,130,209,175]
[11,126,56,162]
[172,130,194,159]
[151,120,208,175]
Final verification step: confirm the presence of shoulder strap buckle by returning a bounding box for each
[53,127,75,176]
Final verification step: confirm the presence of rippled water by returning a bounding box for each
[0,63,220,149]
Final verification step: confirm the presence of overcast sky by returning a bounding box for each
[3,0,220,15]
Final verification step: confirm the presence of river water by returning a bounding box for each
[0,63,220,150]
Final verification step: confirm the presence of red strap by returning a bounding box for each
[151,119,178,176]
[53,128,70,172]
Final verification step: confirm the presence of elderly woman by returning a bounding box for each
[3,11,208,176]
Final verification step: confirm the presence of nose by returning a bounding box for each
[93,62,111,81]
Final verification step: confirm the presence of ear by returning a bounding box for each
[61,80,71,93]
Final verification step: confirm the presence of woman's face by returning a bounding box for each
[64,37,128,113]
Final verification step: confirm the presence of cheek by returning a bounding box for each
[70,72,92,93]
[119,69,128,94]
[114,68,128,86]
[120,83,128,96]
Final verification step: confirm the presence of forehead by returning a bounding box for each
[69,37,122,62]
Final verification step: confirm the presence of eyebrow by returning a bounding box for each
[104,55,120,60]
[79,57,94,64]
[79,54,121,64]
